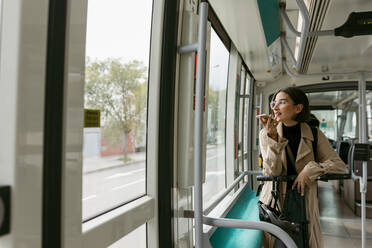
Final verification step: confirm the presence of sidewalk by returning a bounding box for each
[83,145,221,174]
[83,152,146,174]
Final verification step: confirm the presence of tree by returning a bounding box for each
[85,57,147,158]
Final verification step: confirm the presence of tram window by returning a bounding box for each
[82,0,152,221]
[204,28,229,205]
[312,110,338,141]
[349,90,372,141]
[308,90,362,141]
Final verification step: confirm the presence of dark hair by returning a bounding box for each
[272,87,311,122]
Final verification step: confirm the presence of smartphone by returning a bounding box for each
[256,114,270,118]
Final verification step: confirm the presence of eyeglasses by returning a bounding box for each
[270,99,293,109]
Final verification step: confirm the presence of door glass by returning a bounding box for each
[82,0,152,221]
[204,28,229,205]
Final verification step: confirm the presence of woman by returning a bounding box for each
[258,87,346,248]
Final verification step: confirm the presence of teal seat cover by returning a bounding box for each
[209,187,263,248]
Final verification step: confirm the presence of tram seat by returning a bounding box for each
[349,143,372,177]
[209,186,263,248]
[336,141,351,165]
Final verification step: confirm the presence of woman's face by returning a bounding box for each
[271,91,303,125]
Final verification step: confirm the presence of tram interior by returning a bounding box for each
[204,0,372,247]
[308,90,372,247]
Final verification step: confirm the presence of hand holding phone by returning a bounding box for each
[257,114,278,141]
[257,114,272,125]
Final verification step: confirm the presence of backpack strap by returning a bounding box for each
[286,144,296,167]
[310,126,318,162]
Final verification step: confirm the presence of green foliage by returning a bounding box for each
[85,57,147,150]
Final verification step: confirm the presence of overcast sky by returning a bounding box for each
[85,0,229,90]
[209,29,230,90]
[85,0,153,65]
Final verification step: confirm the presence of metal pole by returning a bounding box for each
[281,38,297,66]
[203,217,297,248]
[203,171,263,215]
[247,79,254,187]
[295,0,310,71]
[279,8,301,37]
[179,43,198,54]
[194,3,208,248]
[203,172,247,215]
[279,8,334,37]
[358,72,367,248]
[258,93,263,129]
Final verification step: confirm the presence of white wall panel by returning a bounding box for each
[0,0,49,247]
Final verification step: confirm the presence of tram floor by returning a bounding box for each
[318,181,372,247]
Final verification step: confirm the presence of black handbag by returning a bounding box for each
[257,180,302,246]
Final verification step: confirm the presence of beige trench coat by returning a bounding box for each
[259,122,346,248]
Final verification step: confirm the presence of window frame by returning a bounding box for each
[62,0,165,247]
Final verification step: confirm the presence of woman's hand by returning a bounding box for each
[292,170,310,196]
[259,115,279,141]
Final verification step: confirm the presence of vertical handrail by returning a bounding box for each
[279,8,301,37]
[358,72,367,248]
[257,93,263,168]
[194,3,208,248]
[246,79,254,186]
[294,0,310,71]
[281,37,297,66]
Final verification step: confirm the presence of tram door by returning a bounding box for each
[61,0,162,247]
[0,0,163,247]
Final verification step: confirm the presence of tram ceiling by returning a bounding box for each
[208,0,282,82]
[282,0,372,78]
[209,0,372,83]
[306,0,372,78]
